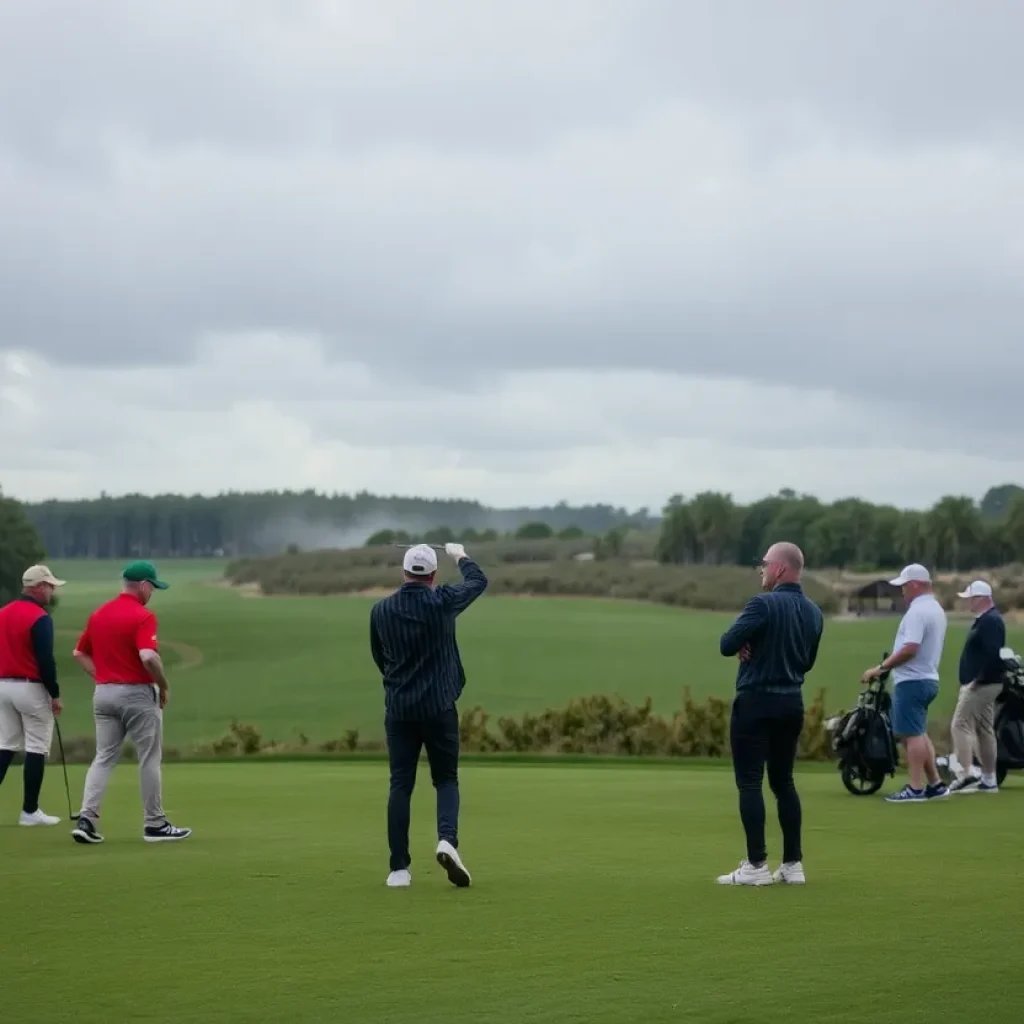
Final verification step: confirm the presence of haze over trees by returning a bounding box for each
[7,483,1024,570]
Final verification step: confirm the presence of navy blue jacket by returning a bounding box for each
[720,582,824,694]
[958,606,1006,686]
[370,558,488,720]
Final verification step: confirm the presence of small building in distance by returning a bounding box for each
[848,579,906,616]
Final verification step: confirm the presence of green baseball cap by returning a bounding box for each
[122,560,169,589]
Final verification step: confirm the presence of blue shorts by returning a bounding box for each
[891,679,939,737]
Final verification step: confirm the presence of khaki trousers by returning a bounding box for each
[951,682,1001,776]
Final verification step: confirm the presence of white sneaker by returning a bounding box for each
[19,808,60,826]
[386,869,412,887]
[773,861,806,884]
[436,840,471,887]
[716,859,773,886]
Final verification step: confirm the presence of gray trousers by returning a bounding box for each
[80,684,166,828]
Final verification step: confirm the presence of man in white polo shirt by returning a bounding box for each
[861,563,949,802]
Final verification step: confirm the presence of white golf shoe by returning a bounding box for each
[436,840,471,887]
[386,869,412,888]
[716,859,774,886]
[772,861,806,884]
[19,808,60,826]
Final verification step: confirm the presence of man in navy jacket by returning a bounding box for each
[370,542,487,889]
[948,580,1006,794]
[717,542,823,887]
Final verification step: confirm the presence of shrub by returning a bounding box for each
[224,546,840,613]
[457,690,836,760]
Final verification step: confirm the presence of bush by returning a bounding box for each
[457,690,837,760]
[224,545,840,613]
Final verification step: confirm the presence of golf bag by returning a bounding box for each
[827,660,899,796]
[995,646,1024,785]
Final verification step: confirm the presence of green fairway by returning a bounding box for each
[42,559,1023,749]
[3,761,1022,1023]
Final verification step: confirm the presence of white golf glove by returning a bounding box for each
[445,542,467,561]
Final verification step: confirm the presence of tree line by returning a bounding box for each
[656,486,1024,570]
[18,489,656,560]
[6,482,1024,574]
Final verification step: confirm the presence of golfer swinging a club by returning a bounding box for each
[370,542,487,888]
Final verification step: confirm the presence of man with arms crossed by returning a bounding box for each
[947,580,1005,794]
[0,565,65,826]
[862,563,949,802]
[370,542,487,889]
[70,561,191,844]
[717,542,824,886]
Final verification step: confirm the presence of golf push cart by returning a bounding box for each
[826,654,899,796]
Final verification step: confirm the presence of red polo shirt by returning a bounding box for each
[0,597,48,679]
[76,593,159,685]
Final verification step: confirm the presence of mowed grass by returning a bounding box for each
[43,559,1024,748]
[3,761,1023,1023]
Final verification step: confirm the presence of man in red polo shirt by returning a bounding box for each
[70,560,191,845]
[0,564,65,826]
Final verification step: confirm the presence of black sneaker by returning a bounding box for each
[71,817,104,845]
[948,775,979,794]
[144,821,192,843]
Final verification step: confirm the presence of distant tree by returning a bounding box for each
[0,490,47,603]
[731,496,776,565]
[925,495,982,570]
[688,492,739,564]
[423,526,456,544]
[656,497,697,564]
[515,521,553,539]
[365,529,409,546]
[558,525,585,539]
[980,484,1024,521]
[1005,494,1024,562]
[603,526,626,558]
[762,494,824,555]
[895,510,928,565]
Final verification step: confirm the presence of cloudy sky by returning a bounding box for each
[2,0,1022,511]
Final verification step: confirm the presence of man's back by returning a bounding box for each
[0,598,47,678]
[720,582,824,692]
[370,558,487,720]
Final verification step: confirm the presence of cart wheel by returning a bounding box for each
[841,763,884,796]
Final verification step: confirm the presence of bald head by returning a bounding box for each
[760,542,804,590]
[766,542,804,574]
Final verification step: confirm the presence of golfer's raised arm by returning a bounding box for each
[435,543,488,614]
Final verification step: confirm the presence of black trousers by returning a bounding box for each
[385,707,460,872]
[729,690,804,865]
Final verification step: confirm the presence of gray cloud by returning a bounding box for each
[1,0,1023,506]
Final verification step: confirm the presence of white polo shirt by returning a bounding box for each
[891,592,947,684]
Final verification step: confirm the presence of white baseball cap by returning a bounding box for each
[888,563,931,586]
[402,544,437,576]
[957,580,993,598]
[22,564,65,587]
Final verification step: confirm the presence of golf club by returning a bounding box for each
[53,718,79,821]
[394,543,447,550]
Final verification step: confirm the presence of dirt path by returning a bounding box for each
[55,630,204,672]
